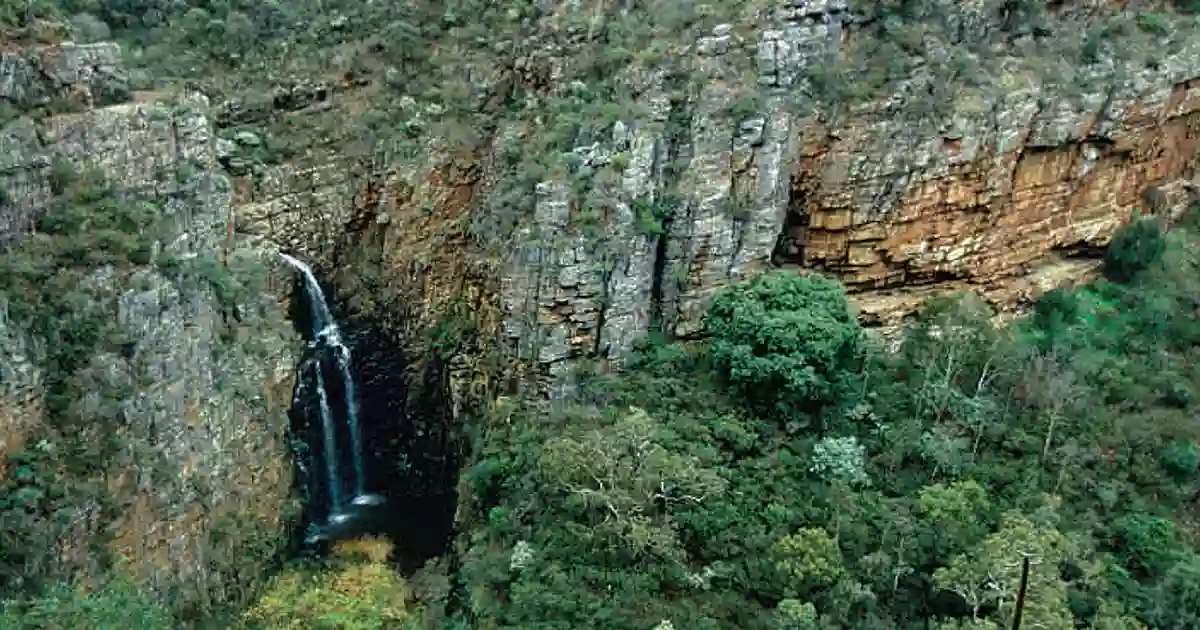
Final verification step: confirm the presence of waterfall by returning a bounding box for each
[313,365,343,512]
[280,253,384,531]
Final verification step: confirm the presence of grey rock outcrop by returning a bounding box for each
[500,0,849,383]
[0,41,124,107]
[0,45,298,611]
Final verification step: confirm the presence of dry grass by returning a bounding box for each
[242,536,414,629]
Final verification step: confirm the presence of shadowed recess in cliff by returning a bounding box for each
[283,253,386,544]
[282,253,459,570]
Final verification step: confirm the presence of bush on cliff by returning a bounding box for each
[1105,216,1166,283]
[706,270,863,426]
[0,172,159,598]
[0,169,284,624]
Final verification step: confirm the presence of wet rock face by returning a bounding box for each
[0,42,298,613]
[286,277,459,569]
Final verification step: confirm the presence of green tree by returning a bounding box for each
[1143,555,1200,628]
[537,406,728,559]
[934,508,1074,629]
[770,527,845,597]
[775,599,819,629]
[706,270,862,424]
[1111,514,1188,580]
[1105,217,1166,283]
[917,479,991,562]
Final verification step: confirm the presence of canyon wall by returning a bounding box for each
[1,0,1196,613]
[217,1,1200,391]
[0,42,298,610]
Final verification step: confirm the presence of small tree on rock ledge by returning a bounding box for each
[706,270,862,428]
[1105,216,1166,284]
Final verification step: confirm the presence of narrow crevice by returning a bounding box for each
[727,213,747,276]
[523,235,548,367]
[649,73,696,337]
[648,219,671,334]
[725,170,748,278]
[1051,241,1108,260]
[592,257,614,358]
[771,169,813,267]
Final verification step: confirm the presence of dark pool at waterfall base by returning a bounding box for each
[281,252,459,568]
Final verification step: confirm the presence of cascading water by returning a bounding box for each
[280,252,385,540]
[312,366,344,513]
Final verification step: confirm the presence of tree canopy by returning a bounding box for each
[449,209,1200,629]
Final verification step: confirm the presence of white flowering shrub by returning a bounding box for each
[510,540,534,571]
[809,436,870,487]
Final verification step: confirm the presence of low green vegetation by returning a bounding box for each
[242,538,416,630]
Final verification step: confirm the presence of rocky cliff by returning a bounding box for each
[211,0,1199,391]
[0,0,1197,620]
[0,42,298,614]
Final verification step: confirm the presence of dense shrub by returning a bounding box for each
[1105,217,1166,283]
[706,270,862,423]
[1173,0,1200,14]
[451,220,1200,630]
[0,575,172,630]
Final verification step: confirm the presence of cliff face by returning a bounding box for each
[1,0,1195,612]
[221,0,1200,390]
[787,39,1200,323]
[0,42,298,611]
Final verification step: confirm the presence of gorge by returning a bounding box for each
[1,0,1200,627]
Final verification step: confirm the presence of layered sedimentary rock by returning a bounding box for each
[218,1,1200,388]
[786,51,1200,323]
[0,42,297,608]
[493,1,1200,382]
